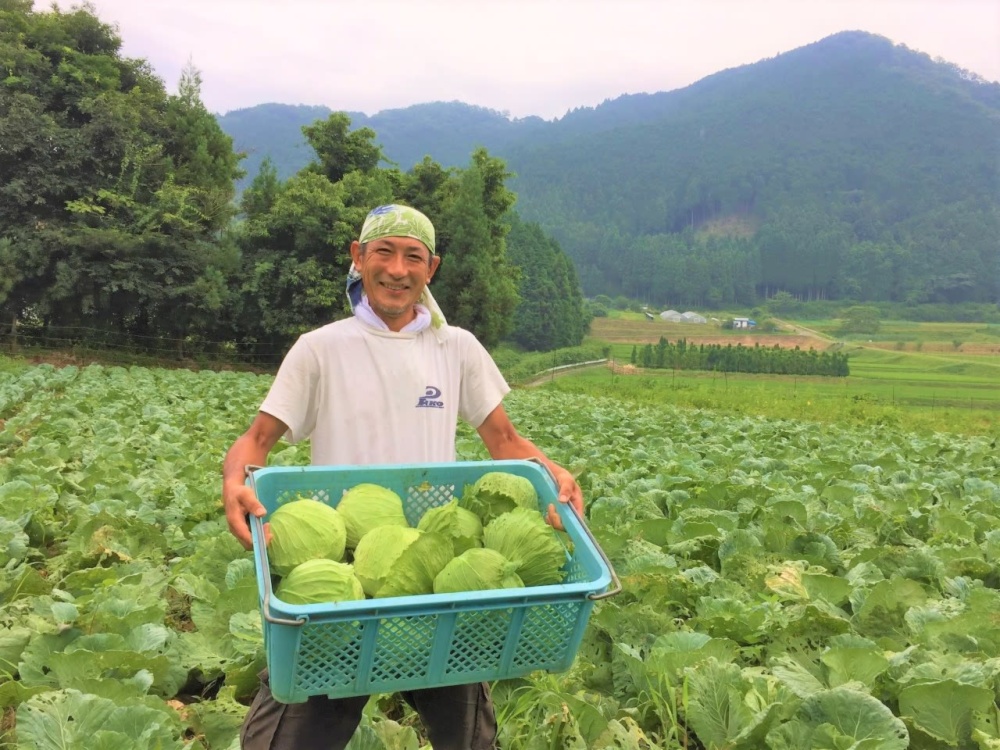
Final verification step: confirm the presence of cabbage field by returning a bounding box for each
[1,363,1000,749]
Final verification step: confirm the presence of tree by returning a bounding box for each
[837,305,881,335]
[0,4,243,352]
[239,158,281,219]
[0,3,167,326]
[233,169,394,351]
[302,112,382,184]
[505,215,588,350]
[471,147,516,229]
[433,165,519,348]
[766,290,801,316]
[399,157,455,223]
[163,61,243,232]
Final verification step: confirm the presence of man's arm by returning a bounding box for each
[476,403,583,528]
[222,411,289,549]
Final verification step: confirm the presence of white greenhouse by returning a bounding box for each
[681,311,708,324]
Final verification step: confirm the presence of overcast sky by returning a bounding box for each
[47,0,1000,120]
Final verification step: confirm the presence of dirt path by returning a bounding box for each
[770,318,836,342]
[522,361,607,388]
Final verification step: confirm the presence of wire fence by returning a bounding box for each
[4,325,290,370]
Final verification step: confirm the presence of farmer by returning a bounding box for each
[221,203,584,750]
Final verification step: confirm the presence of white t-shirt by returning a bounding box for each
[259,318,510,465]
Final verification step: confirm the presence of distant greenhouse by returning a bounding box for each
[660,310,683,322]
[681,311,708,324]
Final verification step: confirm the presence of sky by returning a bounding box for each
[46,0,1000,120]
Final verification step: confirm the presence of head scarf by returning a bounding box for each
[360,204,435,254]
[346,204,448,338]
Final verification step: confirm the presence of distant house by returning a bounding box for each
[733,317,757,329]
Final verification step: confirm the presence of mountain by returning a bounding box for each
[219,101,546,185]
[217,31,1000,307]
[219,103,335,183]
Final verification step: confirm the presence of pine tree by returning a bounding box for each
[435,166,519,348]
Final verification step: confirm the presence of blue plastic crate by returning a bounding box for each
[248,459,618,704]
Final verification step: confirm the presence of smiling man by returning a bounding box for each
[221,204,583,750]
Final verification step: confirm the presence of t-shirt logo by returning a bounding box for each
[416,386,444,409]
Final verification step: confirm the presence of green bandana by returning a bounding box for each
[359,204,435,254]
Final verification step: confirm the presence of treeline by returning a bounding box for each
[0,2,587,362]
[632,338,850,376]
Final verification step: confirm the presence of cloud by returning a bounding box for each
[45,0,1000,119]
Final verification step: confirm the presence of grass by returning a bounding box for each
[534,315,1000,437]
[543,365,1000,436]
[0,356,28,376]
[797,319,1000,353]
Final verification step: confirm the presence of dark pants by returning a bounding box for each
[240,671,498,750]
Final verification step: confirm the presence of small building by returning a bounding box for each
[660,310,683,322]
[733,317,757,329]
[644,312,656,321]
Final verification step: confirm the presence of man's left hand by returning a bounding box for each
[545,464,584,531]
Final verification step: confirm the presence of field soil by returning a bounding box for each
[589,318,831,350]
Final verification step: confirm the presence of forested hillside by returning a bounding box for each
[221,31,1000,308]
[509,32,1000,307]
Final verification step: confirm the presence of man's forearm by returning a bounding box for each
[222,413,288,492]
[492,435,555,470]
[222,433,271,491]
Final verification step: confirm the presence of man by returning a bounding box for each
[222,204,583,750]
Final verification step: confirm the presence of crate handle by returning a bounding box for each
[245,465,309,627]
[526,459,622,601]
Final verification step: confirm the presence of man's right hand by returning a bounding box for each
[220,413,289,549]
[224,481,269,550]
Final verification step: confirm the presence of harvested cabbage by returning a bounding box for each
[353,526,454,598]
[337,483,409,548]
[433,548,524,594]
[483,507,567,586]
[268,498,347,576]
[461,471,539,525]
[276,558,365,605]
[417,499,483,555]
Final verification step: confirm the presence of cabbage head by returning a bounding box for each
[353,526,454,598]
[417,499,483,555]
[337,483,409,549]
[276,558,365,605]
[461,471,539,525]
[484,508,567,586]
[268,498,347,576]
[433,548,524,594]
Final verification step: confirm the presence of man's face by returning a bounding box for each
[350,236,440,330]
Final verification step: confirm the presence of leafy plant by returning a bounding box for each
[1,362,999,747]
